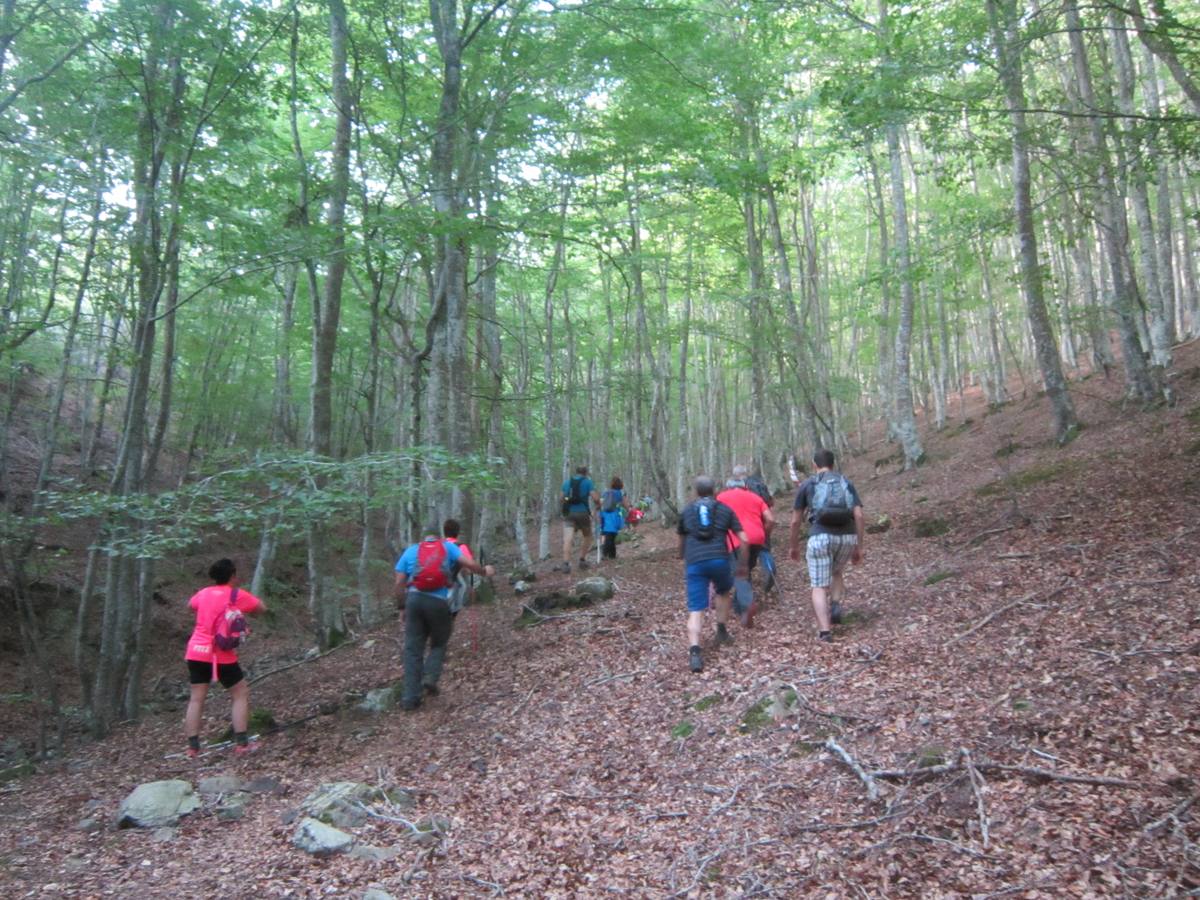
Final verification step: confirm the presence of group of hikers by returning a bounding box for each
[676,448,864,672]
[181,448,863,751]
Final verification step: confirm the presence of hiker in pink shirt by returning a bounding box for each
[183,558,266,757]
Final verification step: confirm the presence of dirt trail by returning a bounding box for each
[2,351,1199,897]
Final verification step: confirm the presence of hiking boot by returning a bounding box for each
[689,646,703,673]
[186,746,200,759]
[233,740,259,757]
[423,683,439,697]
[739,600,758,629]
[715,624,733,646]
[578,557,590,571]
[830,601,844,625]
[818,630,833,643]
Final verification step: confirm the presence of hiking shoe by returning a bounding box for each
[830,601,844,625]
[739,600,758,629]
[818,630,833,643]
[578,558,590,571]
[689,646,703,673]
[233,741,259,757]
[401,699,422,712]
[423,683,439,697]
[186,746,200,759]
[715,624,733,646]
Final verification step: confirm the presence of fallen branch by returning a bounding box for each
[961,525,1014,548]
[962,748,990,850]
[872,758,1137,788]
[667,848,724,899]
[951,585,1067,644]
[511,687,535,718]
[790,810,908,833]
[249,639,357,685]
[950,592,1036,644]
[825,739,880,802]
[585,669,646,687]
[1144,792,1200,834]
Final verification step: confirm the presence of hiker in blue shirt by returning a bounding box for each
[598,476,629,560]
[394,527,494,711]
[559,465,598,573]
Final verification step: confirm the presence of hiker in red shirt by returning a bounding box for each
[183,558,266,757]
[717,465,775,628]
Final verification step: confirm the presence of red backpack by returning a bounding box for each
[211,587,249,652]
[412,540,449,591]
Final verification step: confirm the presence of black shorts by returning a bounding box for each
[187,659,244,689]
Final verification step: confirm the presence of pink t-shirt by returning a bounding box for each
[184,585,264,664]
[717,487,769,549]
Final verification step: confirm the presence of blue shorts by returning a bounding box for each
[685,558,734,612]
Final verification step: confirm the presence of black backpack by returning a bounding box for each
[810,473,854,527]
[562,476,584,517]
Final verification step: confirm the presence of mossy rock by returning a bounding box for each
[693,693,723,712]
[739,689,798,734]
[912,516,951,538]
[913,745,948,768]
[671,721,696,739]
[220,708,276,741]
[923,570,957,586]
[976,459,1081,498]
[865,514,892,534]
[0,761,34,784]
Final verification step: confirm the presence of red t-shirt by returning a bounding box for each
[184,585,264,664]
[717,487,769,550]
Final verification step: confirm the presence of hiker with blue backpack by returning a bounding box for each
[394,527,495,711]
[183,558,266,757]
[678,476,751,673]
[598,476,629,560]
[789,449,865,643]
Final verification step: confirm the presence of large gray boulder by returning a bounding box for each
[117,780,200,829]
[292,817,353,857]
[574,576,615,602]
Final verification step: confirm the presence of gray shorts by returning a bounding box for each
[806,533,857,588]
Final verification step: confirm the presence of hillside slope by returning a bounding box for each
[2,348,1199,898]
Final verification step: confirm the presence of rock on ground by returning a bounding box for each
[574,576,615,601]
[298,781,412,830]
[116,780,200,829]
[291,817,353,858]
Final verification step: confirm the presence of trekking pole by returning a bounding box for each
[595,517,601,564]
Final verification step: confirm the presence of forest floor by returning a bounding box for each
[2,345,1200,898]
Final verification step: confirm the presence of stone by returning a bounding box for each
[216,793,249,822]
[291,817,353,858]
[76,818,102,834]
[150,827,176,843]
[507,568,536,585]
[117,780,200,829]
[416,813,451,834]
[349,844,401,862]
[362,889,396,900]
[245,776,284,795]
[513,580,531,595]
[197,775,244,796]
[573,576,615,602]
[357,684,403,715]
[298,781,410,830]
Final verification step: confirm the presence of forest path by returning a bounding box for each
[2,350,1200,897]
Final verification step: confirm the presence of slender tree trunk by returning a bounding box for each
[988,0,1078,442]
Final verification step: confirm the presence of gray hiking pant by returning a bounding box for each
[403,591,453,704]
